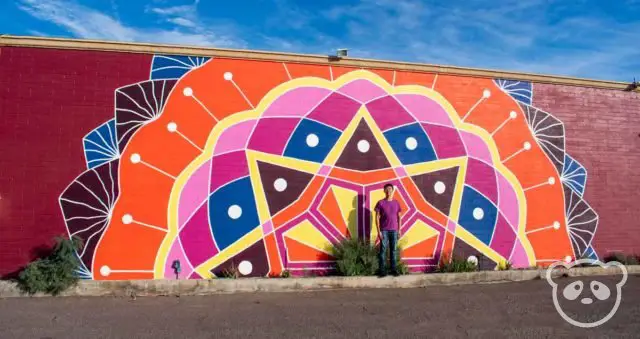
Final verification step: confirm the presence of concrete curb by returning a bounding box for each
[2,265,638,298]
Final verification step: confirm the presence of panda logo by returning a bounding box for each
[546,259,628,328]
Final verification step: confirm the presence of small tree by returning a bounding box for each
[17,236,83,296]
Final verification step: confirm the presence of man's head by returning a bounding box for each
[383,183,394,198]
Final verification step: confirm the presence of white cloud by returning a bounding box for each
[18,0,246,48]
[16,0,640,80]
[306,0,640,80]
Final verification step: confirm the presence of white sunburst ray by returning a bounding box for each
[562,168,586,180]
[532,113,550,131]
[151,80,159,115]
[70,218,107,237]
[116,124,142,145]
[108,162,116,208]
[534,121,563,134]
[87,158,115,169]
[151,65,192,73]
[158,80,169,113]
[84,148,116,159]
[116,108,151,121]
[566,191,578,215]
[536,133,565,139]
[537,138,564,153]
[570,226,595,237]
[117,90,154,118]
[92,168,112,207]
[563,179,585,192]
[73,180,110,212]
[567,215,599,227]
[66,215,105,222]
[60,199,108,218]
[154,55,193,68]
[78,222,110,258]
[105,120,118,152]
[568,231,589,256]
[568,206,592,223]
[93,127,117,156]
[564,180,585,194]
[562,160,584,176]
[83,138,115,155]
[537,141,565,164]
[138,83,156,119]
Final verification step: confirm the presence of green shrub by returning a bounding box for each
[435,254,478,273]
[331,237,379,276]
[385,245,409,275]
[603,252,640,265]
[17,236,83,296]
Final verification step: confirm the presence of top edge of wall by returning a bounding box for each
[1,35,637,92]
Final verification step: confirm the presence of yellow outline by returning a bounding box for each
[155,69,536,278]
[246,150,322,224]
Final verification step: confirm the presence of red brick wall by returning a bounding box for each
[533,84,640,256]
[0,47,151,277]
[1,45,638,278]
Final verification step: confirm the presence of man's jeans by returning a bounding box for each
[378,230,398,273]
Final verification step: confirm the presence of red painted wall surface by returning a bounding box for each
[0,47,151,277]
[533,85,640,256]
[1,45,639,278]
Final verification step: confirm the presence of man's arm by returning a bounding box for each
[396,202,402,230]
[374,203,381,241]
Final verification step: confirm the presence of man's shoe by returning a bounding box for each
[377,270,387,278]
[391,270,400,277]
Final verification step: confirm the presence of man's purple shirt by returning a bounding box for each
[375,199,402,231]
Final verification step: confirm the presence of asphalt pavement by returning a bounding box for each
[1,275,638,338]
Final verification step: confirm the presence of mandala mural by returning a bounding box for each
[60,56,598,280]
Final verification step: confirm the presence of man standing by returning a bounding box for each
[374,183,402,277]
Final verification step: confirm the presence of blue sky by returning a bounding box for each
[2,0,639,81]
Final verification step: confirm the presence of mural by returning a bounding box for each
[60,55,598,280]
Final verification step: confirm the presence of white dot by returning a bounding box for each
[405,137,418,150]
[523,142,532,150]
[483,89,491,98]
[548,177,556,185]
[100,265,111,277]
[553,221,561,230]
[467,256,478,265]
[434,181,446,194]
[274,178,288,192]
[130,153,141,164]
[223,72,233,81]
[564,256,572,263]
[306,133,319,148]
[122,214,133,224]
[510,111,518,119]
[183,87,193,97]
[473,208,484,220]
[357,140,370,153]
[238,260,253,276]
[167,122,177,132]
[228,205,242,219]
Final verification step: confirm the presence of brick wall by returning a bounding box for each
[0,47,151,277]
[534,84,640,256]
[0,45,638,278]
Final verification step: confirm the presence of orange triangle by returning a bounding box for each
[402,236,438,258]
[284,237,335,262]
[318,189,350,237]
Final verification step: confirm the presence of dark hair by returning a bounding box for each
[383,183,394,190]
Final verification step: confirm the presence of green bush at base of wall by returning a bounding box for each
[17,236,83,296]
